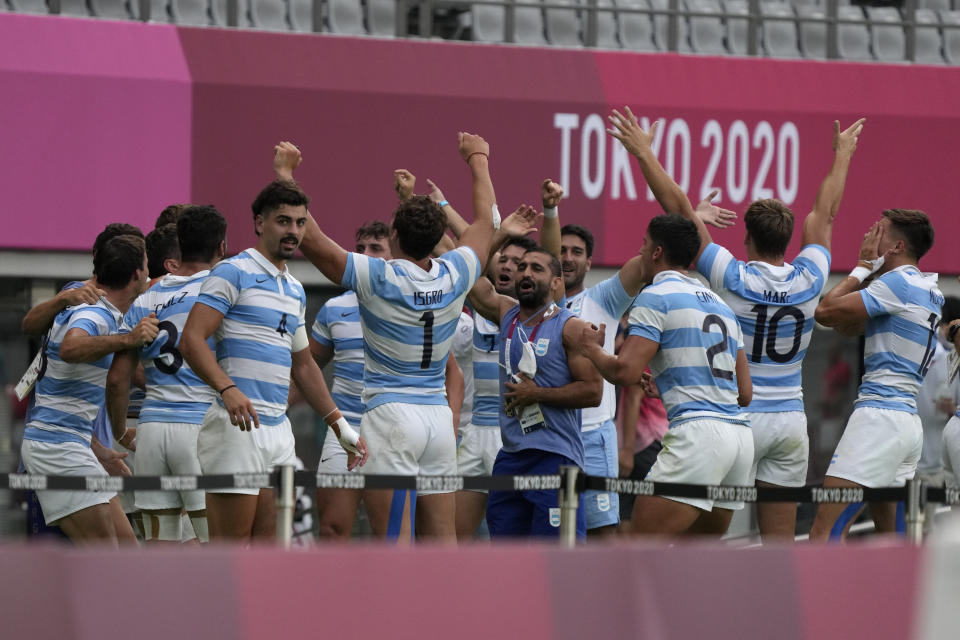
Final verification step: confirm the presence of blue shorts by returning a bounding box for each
[486,449,586,540]
[582,420,620,529]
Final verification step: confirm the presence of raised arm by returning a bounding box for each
[540,179,563,259]
[275,142,350,284]
[814,222,882,330]
[427,178,470,240]
[608,108,712,264]
[456,132,496,271]
[467,276,515,325]
[59,315,158,364]
[22,281,105,336]
[801,118,866,251]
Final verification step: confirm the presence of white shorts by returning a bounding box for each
[134,421,205,512]
[361,402,457,495]
[317,417,360,475]
[21,439,115,525]
[942,416,960,489]
[457,423,503,492]
[197,404,297,495]
[827,406,922,488]
[746,411,809,487]
[646,419,754,511]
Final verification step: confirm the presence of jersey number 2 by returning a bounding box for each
[702,314,734,380]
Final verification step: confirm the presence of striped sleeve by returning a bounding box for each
[343,252,385,303]
[587,274,634,318]
[696,242,738,293]
[120,299,146,335]
[861,271,909,318]
[626,292,667,342]
[443,246,482,293]
[198,260,242,314]
[68,307,112,337]
[311,303,333,346]
[794,244,831,283]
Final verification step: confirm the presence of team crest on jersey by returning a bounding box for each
[549,508,561,528]
[597,493,610,512]
[534,338,550,356]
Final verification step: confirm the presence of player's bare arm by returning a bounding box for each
[540,179,563,258]
[814,221,882,329]
[181,302,260,431]
[105,348,138,448]
[735,349,753,407]
[309,335,335,369]
[59,315,158,364]
[291,346,369,469]
[504,318,603,413]
[21,281,106,336]
[467,276,515,325]
[445,355,464,437]
[580,326,658,387]
[802,118,866,250]
[457,132,496,271]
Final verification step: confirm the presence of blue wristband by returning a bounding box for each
[438,200,449,208]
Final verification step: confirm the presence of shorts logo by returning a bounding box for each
[597,493,610,512]
[549,507,561,528]
[534,339,550,357]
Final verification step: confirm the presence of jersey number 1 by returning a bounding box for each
[420,311,434,369]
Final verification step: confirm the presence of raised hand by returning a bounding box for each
[858,221,883,264]
[500,204,542,239]
[425,178,446,204]
[834,118,866,156]
[541,179,564,208]
[394,169,416,201]
[696,189,737,229]
[607,106,659,157]
[273,141,302,181]
[127,313,160,348]
[458,131,489,163]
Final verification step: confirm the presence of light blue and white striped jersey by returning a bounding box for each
[122,271,216,425]
[342,246,482,410]
[471,310,501,427]
[566,275,635,429]
[627,270,747,428]
[451,311,475,428]
[24,299,124,446]
[857,265,944,413]
[697,243,829,413]
[311,291,365,425]
[197,249,307,426]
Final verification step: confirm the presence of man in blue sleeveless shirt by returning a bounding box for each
[469,248,602,539]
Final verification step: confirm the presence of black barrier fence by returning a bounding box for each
[3,470,958,505]
[4,469,957,546]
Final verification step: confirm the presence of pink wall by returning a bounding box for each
[2,15,959,272]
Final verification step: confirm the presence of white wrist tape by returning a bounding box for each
[849,267,872,283]
[543,206,558,219]
[491,204,501,230]
[334,417,361,454]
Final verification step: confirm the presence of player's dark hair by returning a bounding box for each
[647,214,701,268]
[392,195,447,260]
[178,205,227,264]
[560,224,595,258]
[940,296,960,325]
[355,220,390,241]
[146,224,180,279]
[502,236,538,253]
[251,180,310,232]
[155,204,190,229]
[92,223,144,257]
[882,209,934,261]
[94,235,146,289]
[522,248,562,278]
[744,199,794,258]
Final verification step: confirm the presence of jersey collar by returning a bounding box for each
[246,248,288,278]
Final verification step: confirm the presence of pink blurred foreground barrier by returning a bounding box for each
[0,540,934,640]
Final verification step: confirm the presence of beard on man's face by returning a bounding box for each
[516,276,550,308]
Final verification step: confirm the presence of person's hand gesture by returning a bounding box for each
[500,205,542,239]
[394,169,416,201]
[274,141,302,181]
[541,179,564,209]
[127,313,159,348]
[696,189,737,229]
[834,118,866,156]
[425,178,446,204]
[458,132,489,163]
[607,107,658,157]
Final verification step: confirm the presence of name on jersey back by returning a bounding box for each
[414,290,443,306]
